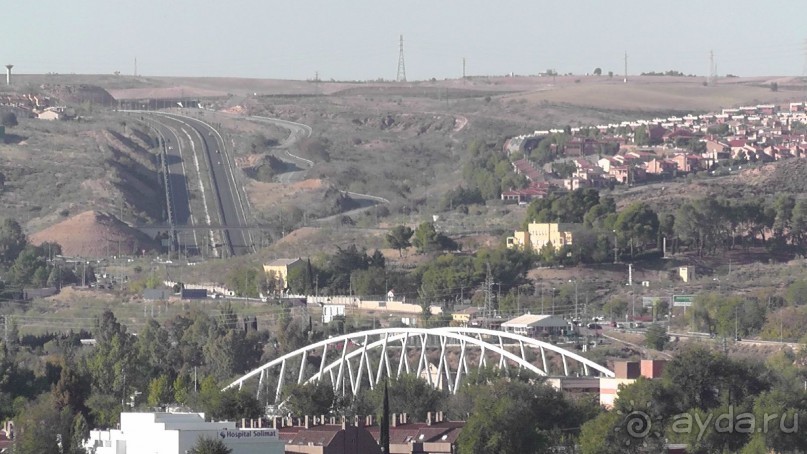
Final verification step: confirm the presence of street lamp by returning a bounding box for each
[569,279,579,321]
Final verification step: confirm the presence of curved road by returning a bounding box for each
[245,115,390,218]
[248,115,313,184]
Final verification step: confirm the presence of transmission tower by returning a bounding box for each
[708,50,717,86]
[623,52,628,83]
[396,35,407,82]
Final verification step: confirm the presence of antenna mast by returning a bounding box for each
[396,35,407,82]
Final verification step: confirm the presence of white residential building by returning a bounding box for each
[84,412,284,454]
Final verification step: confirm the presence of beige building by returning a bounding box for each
[507,222,576,252]
[501,314,569,336]
[263,258,305,290]
[678,266,694,283]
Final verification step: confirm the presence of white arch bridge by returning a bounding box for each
[223,327,615,403]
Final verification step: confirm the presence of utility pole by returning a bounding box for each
[462,57,466,79]
[484,263,493,325]
[134,57,137,77]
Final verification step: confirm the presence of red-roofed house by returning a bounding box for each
[501,181,551,204]
[645,158,676,175]
[275,413,465,454]
[670,154,702,173]
[278,416,381,454]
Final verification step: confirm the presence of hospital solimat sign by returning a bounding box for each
[220,429,278,439]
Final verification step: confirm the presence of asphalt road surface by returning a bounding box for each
[137,111,254,257]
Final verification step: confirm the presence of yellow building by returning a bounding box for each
[451,307,479,326]
[506,223,576,252]
[263,258,305,290]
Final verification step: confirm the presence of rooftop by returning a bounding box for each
[265,258,303,267]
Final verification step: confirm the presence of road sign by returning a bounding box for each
[672,295,694,307]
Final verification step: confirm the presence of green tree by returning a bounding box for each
[86,310,140,399]
[662,345,770,411]
[13,394,73,454]
[369,374,444,422]
[644,324,669,350]
[579,411,628,454]
[86,393,121,429]
[785,279,807,306]
[593,67,602,76]
[9,245,48,286]
[147,374,173,407]
[603,298,628,320]
[457,379,587,454]
[174,374,191,405]
[0,218,27,265]
[70,413,90,454]
[412,222,456,253]
[386,225,413,257]
[790,198,807,249]
[203,329,265,381]
[199,376,262,421]
[283,381,336,416]
[189,436,233,454]
[225,265,263,297]
[52,364,90,414]
[350,268,387,295]
[633,125,649,146]
[613,202,659,258]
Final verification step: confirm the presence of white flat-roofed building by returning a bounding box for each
[501,314,568,336]
[84,412,284,454]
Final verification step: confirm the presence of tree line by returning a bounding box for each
[0,306,306,453]
[0,218,95,300]
[522,188,807,264]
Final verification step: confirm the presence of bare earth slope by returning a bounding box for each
[30,210,159,257]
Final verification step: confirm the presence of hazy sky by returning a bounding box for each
[3,0,805,80]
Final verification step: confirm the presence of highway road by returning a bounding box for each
[133,111,255,257]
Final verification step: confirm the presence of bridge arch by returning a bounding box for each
[224,327,614,403]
